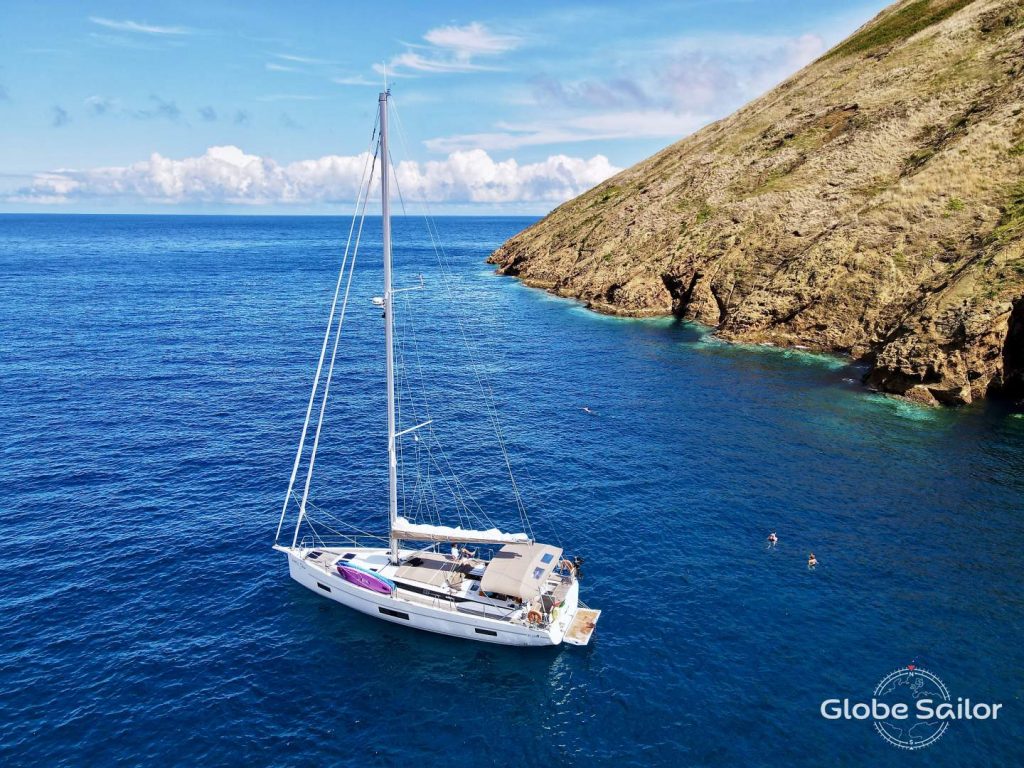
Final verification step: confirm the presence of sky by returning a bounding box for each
[0,0,890,215]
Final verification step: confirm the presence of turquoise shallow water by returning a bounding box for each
[1,214,1022,766]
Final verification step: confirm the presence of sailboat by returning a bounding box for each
[272,90,601,647]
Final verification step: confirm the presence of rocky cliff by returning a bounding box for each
[489,0,1024,406]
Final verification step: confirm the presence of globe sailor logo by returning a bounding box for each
[820,664,1003,750]
[872,666,950,749]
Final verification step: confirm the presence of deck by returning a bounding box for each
[563,608,601,646]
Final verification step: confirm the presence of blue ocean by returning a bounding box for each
[1,214,1022,766]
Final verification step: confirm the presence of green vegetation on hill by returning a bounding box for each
[824,0,979,60]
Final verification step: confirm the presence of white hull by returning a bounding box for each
[280,546,581,647]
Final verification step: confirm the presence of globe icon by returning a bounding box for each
[873,667,950,750]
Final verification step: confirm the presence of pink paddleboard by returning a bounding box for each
[337,562,395,595]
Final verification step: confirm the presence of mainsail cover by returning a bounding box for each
[391,516,530,545]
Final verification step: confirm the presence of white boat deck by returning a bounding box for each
[303,547,565,624]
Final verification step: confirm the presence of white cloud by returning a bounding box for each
[88,17,192,35]
[423,22,521,57]
[658,33,826,111]
[378,22,521,76]
[379,51,498,75]
[332,75,379,87]
[7,145,619,206]
[394,150,616,204]
[273,53,328,65]
[425,110,708,152]
[426,32,825,152]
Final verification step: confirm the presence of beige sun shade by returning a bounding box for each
[479,543,563,599]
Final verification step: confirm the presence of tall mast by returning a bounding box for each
[380,90,400,564]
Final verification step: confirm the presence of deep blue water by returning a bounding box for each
[1,214,1022,767]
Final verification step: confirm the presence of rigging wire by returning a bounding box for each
[388,97,537,542]
[291,147,378,547]
[285,97,554,551]
[379,143,499,532]
[386,150,512,534]
[275,116,378,544]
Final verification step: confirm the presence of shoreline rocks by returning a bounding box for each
[489,0,1024,407]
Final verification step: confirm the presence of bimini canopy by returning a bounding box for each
[391,516,530,545]
[480,543,563,600]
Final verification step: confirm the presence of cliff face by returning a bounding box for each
[489,0,1024,406]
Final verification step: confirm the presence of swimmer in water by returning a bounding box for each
[808,552,818,570]
[767,532,778,548]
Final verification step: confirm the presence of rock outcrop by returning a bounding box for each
[490,0,1024,406]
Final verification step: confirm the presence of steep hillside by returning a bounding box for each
[489,0,1024,406]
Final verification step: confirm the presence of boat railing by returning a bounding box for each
[298,533,388,550]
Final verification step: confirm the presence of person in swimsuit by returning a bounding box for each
[767,532,778,548]
[808,552,818,570]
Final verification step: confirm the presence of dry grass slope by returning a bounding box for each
[489,0,1024,406]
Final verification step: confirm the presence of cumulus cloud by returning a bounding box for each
[378,22,521,76]
[7,145,619,206]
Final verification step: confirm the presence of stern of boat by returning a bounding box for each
[547,577,601,647]
[562,607,601,646]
